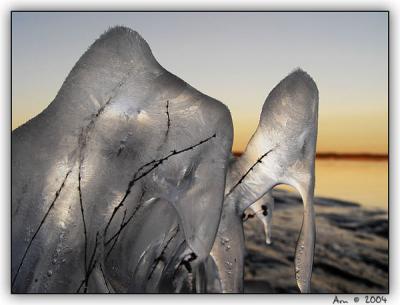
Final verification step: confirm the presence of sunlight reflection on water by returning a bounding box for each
[277,159,388,209]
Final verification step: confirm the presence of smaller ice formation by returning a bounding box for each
[207,69,319,293]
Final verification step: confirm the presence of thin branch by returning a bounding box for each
[104,133,216,238]
[104,190,145,247]
[165,100,171,137]
[78,166,88,274]
[76,280,85,293]
[12,169,72,287]
[105,209,127,259]
[76,259,97,293]
[99,263,111,293]
[147,225,180,280]
[16,70,132,293]
[83,231,99,293]
[225,148,274,198]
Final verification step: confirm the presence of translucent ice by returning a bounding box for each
[12,26,233,293]
[207,69,318,293]
[246,192,275,245]
[12,26,318,294]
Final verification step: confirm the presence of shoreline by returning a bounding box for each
[243,189,388,293]
[232,151,388,161]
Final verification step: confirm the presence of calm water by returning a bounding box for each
[279,159,388,209]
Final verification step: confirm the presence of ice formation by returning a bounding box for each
[11,26,318,293]
[245,192,275,245]
[207,69,319,293]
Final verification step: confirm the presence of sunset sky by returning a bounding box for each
[11,12,388,154]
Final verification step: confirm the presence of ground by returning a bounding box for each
[243,190,388,293]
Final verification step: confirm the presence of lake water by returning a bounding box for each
[279,159,388,209]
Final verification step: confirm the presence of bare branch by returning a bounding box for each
[12,169,72,287]
[165,100,171,137]
[104,133,216,238]
[147,225,180,280]
[225,148,274,198]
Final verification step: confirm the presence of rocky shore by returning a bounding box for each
[243,190,388,293]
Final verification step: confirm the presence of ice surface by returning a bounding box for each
[247,192,275,245]
[12,26,318,293]
[206,69,319,293]
[12,26,233,293]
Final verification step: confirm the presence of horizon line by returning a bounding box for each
[232,151,388,161]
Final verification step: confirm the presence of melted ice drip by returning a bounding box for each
[248,192,274,245]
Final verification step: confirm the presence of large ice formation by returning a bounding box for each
[11,26,318,293]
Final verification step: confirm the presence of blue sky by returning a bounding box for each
[12,12,388,153]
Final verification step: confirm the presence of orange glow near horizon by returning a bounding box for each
[12,96,388,155]
[229,100,388,155]
[12,12,388,155]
